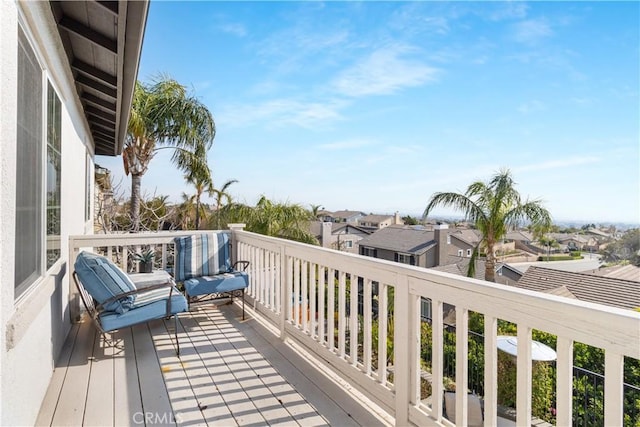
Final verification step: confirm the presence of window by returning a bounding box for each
[85,153,91,221]
[361,247,377,257]
[466,249,472,257]
[345,240,353,248]
[447,235,451,244]
[397,253,412,264]
[15,26,43,297]
[457,249,463,257]
[46,82,62,269]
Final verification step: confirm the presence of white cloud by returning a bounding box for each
[218,23,247,37]
[513,19,553,44]
[332,46,440,97]
[218,98,346,129]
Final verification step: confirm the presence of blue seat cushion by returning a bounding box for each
[99,287,187,332]
[174,233,232,281]
[183,271,249,297]
[75,251,136,314]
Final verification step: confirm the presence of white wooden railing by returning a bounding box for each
[234,230,640,427]
[68,229,640,426]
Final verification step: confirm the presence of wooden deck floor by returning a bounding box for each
[36,304,389,427]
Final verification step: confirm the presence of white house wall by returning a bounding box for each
[0,2,94,425]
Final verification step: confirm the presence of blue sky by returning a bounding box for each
[97,1,640,224]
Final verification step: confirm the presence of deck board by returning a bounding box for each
[36,304,390,427]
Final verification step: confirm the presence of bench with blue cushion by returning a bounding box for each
[73,251,188,355]
[174,232,250,319]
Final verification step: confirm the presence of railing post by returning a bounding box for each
[228,223,245,266]
[280,247,289,340]
[394,276,410,426]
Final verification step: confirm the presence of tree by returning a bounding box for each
[210,179,238,230]
[402,215,419,225]
[222,196,318,244]
[123,76,215,231]
[183,163,213,230]
[310,204,324,220]
[423,169,552,282]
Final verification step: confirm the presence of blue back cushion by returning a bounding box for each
[174,233,231,281]
[74,251,136,313]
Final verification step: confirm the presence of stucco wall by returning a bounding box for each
[1,2,93,424]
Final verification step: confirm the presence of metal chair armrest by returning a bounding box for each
[232,260,250,271]
[95,281,175,313]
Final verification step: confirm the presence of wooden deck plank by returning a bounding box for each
[131,322,174,427]
[83,333,114,426]
[50,321,95,426]
[113,328,144,427]
[37,306,390,427]
[149,318,210,426]
[35,323,81,426]
[230,308,384,427]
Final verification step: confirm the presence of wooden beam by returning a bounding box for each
[77,75,117,99]
[72,59,117,88]
[92,126,116,138]
[96,1,118,15]
[86,106,116,123]
[89,115,116,129]
[82,93,116,112]
[58,16,117,54]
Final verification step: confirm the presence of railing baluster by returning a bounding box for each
[318,265,326,346]
[350,274,358,366]
[302,261,308,332]
[556,337,573,427]
[455,307,469,427]
[161,243,167,270]
[364,278,372,376]
[604,350,624,427]
[338,271,346,358]
[327,268,335,351]
[516,326,533,427]
[483,315,498,426]
[432,299,443,420]
[293,258,300,326]
[378,283,388,385]
[309,262,317,338]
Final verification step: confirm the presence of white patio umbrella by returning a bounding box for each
[496,335,557,361]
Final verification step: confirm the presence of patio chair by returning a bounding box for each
[173,232,250,319]
[73,251,188,355]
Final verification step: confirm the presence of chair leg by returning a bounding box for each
[242,289,245,321]
[174,315,180,356]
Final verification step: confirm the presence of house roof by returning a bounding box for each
[331,210,366,220]
[359,214,393,223]
[450,229,481,245]
[357,225,436,255]
[589,264,640,282]
[431,258,523,284]
[505,230,534,241]
[308,221,372,238]
[49,1,148,156]
[513,266,640,310]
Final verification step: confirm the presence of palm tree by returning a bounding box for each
[222,196,318,244]
[310,204,323,220]
[184,164,213,230]
[210,179,238,230]
[423,169,552,282]
[123,76,215,231]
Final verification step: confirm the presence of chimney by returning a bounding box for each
[394,211,402,225]
[321,222,332,248]
[434,223,449,266]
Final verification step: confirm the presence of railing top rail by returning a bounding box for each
[235,230,640,359]
[69,230,228,248]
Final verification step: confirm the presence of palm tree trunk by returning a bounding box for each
[195,194,201,230]
[485,242,496,282]
[130,173,142,232]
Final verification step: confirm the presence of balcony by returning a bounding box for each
[38,229,640,426]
